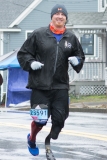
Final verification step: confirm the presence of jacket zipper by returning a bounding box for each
[54,41,59,73]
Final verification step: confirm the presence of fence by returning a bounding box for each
[69,61,106,95]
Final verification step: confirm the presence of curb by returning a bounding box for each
[69,107,107,113]
[1,106,107,114]
[9,107,107,113]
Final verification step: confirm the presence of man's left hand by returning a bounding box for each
[68,56,79,66]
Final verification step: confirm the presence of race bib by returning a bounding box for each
[30,109,48,120]
[30,104,48,124]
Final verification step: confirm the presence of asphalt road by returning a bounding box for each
[0,110,107,160]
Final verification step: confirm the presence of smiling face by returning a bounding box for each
[51,12,67,29]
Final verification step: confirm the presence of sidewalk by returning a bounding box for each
[69,101,107,113]
[0,101,107,113]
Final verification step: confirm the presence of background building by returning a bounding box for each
[0,0,107,101]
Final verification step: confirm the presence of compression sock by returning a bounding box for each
[30,121,42,141]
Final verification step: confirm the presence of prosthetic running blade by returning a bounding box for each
[45,134,56,160]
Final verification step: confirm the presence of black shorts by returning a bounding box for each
[30,89,69,128]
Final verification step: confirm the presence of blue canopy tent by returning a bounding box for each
[0,49,20,70]
[0,58,20,69]
[0,49,31,107]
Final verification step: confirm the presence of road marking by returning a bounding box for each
[0,122,107,142]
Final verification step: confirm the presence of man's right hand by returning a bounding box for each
[31,61,44,70]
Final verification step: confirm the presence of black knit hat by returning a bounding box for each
[51,4,68,20]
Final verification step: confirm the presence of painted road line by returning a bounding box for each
[0,122,107,142]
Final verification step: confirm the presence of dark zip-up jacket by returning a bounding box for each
[17,26,85,90]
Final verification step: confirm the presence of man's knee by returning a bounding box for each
[30,103,49,127]
[50,125,62,140]
[34,121,47,127]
